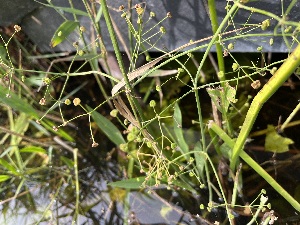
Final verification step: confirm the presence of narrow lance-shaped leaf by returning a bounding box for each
[173,103,189,156]
[0,158,19,175]
[50,20,79,47]
[0,85,39,119]
[0,175,11,183]
[20,146,47,154]
[87,106,126,146]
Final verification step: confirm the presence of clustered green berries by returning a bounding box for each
[43,77,51,85]
[119,143,128,152]
[284,26,292,33]
[261,19,270,31]
[232,63,239,71]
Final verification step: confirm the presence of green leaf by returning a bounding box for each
[108,177,148,189]
[0,158,19,175]
[87,106,125,146]
[265,125,294,153]
[0,85,39,118]
[60,156,74,168]
[33,0,89,16]
[51,6,88,16]
[206,82,237,113]
[20,146,47,154]
[50,20,79,47]
[108,176,195,192]
[193,142,205,175]
[173,103,189,156]
[0,175,11,182]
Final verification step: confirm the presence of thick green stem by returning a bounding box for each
[208,0,225,77]
[209,121,300,212]
[230,43,300,170]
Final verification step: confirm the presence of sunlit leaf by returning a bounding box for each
[0,85,39,118]
[20,146,47,154]
[0,158,19,175]
[173,103,189,156]
[87,106,125,146]
[0,175,11,182]
[265,125,294,153]
[50,20,79,47]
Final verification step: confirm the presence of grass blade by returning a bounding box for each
[50,20,79,48]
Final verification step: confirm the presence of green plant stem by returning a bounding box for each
[81,0,113,108]
[208,0,225,77]
[208,0,234,136]
[194,1,239,145]
[230,43,300,170]
[73,148,80,225]
[209,121,300,212]
[192,1,239,201]
[100,0,145,126]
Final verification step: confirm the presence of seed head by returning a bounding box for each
[39,98,46,105]
[14,25,21,32]
[135,4,144,15]
[92,142,99,147]
[73,98,81,106]
[160,26,166,34]
[232,63,239,71]
[79,26,86,32]
[228,43,234,50]
[110,109,118,117]
[251,80,261,89]
[64,99,71,105]
[150,12,156,18]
